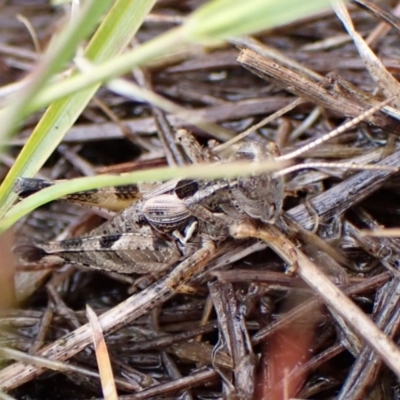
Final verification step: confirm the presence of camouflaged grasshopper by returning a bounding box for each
[14,98,393,284]
[15,134,284,278]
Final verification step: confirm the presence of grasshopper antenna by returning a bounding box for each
[277,96,395,161]
[272,96,399,176]
[274,161,399,178]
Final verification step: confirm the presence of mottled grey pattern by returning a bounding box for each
[37,233,181,274]
[16,136,285,276]
[229,141,283,223]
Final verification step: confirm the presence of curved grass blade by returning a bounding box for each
[27,0,335,113]
[0,0,156,217]
[0,0,114,145]
[184,0,332,42]
[0,159,280,233]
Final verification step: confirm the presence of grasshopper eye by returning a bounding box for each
[175,179,199,200]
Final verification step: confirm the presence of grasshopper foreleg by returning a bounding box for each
[166,237,216,294]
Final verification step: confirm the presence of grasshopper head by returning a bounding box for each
[229,141,284,223]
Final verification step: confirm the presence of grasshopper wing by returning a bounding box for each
[16,233,181,274]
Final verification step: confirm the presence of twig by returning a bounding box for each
[231,221,400,378]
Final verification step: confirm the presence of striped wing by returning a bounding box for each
[17,233,181,274]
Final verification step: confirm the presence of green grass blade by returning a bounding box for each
[0,0,114,145]
[0,160,280,233]
[27,28,185,112]
[0,0,156,217]
[24,0,334,113]
[185,0,333,41]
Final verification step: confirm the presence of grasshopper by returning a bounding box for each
[14,98,394,287]
[15,134,284,281]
